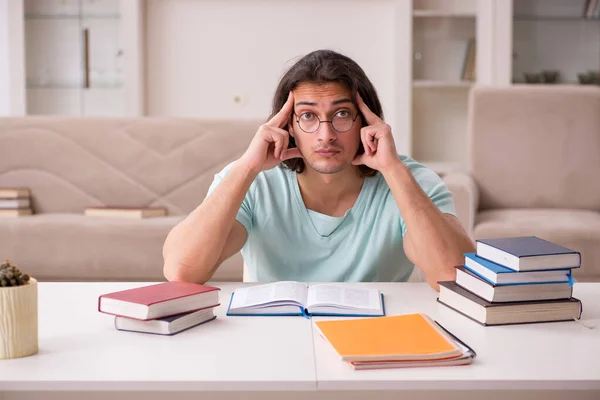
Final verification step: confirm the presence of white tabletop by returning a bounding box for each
[1,281,599,394]
[312,282,600,391]
[0,282,316,391]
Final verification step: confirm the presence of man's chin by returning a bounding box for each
[306,159,349,175]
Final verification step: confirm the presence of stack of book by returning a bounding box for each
[438,236,583,326]
[0,188,33,217]
[314,313,476,370]
[98,281,220,336]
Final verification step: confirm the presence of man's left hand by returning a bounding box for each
[352,92,401,173]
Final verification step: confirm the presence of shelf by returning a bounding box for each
[25,13,120,20]
[514,16,600,21]
[26,85,123,90]
[413,10,476,18]
[512,81,600,86]
[413,80,473,88]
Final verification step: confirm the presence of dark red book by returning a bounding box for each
[98,282,220,320]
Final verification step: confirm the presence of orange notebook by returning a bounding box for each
[314,313,462,362]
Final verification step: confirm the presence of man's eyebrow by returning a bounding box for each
[295,98,354,107]
[331,98,353,105]
[295,101,317,106]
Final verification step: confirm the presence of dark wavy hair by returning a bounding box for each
[270,49,383,177]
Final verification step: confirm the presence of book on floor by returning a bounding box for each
[0,187,30,199]
[114,307,217,336]
[464,253,572,285]
[84,207,167,219]
[455,266,573,303]
[226,281,385,317]
[437,281,582,326]
[314,313,475,369]
[476,236,581,271]
[98,281,220,320]
[0,208,32,217]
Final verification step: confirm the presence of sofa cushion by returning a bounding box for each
[474,208,600,282]
[0,214,243,282]
[469,86,600,210]
[0,117,261,215]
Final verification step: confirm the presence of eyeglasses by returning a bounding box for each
[294,110,360,133]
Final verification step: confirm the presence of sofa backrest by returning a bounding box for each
[468,85,600,211]
[0,117,263,214]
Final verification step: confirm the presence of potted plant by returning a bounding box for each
[578,70,600,85]
[0,260,38,359]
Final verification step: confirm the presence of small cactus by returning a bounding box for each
[0,260,30,287]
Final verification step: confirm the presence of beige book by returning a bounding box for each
[461,38,476,81]
[84,207,167,219]
[0,188,30,199]
[0,208,33,217]
[0,198,31,209]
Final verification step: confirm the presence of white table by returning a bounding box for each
[1,282,599,400]
[313,283,600,393]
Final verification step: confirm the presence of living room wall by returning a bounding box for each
[144,0,397,124]
[0,0,25,116]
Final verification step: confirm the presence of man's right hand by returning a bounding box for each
[239,91,303,174]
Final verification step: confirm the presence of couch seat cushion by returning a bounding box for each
[474,208,600,282]
[0,213,243,282]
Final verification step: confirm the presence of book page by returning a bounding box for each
[307,284,381,311]
[229,281,308,309]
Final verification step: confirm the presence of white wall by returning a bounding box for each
[0,0,25,116]
[0,0,7,114]
[145,0,397,128]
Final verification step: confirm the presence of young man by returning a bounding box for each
[163,50,474,290]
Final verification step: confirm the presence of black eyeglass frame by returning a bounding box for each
[293,111,362,133]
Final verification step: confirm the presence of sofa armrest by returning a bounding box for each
[442,172,479,238]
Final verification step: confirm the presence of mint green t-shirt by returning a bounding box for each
[207,155,456,282]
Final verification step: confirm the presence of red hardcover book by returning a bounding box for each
[98,282,220,320]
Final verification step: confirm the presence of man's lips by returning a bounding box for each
[315,149,340,155]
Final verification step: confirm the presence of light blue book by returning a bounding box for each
[464,253,572,286]
[226,281,385,318]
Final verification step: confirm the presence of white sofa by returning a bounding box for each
[0,116,468,282]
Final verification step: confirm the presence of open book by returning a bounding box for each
[226,281,385,317]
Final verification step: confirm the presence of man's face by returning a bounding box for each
[291,82,362,175]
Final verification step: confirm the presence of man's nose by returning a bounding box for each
[317,122,336,142]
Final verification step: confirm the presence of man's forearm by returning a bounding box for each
[381,162,475,287]
[163,161,257,283]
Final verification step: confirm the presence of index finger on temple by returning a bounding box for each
[268,91,295,128]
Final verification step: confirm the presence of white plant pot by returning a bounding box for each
[0,277,38,359]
